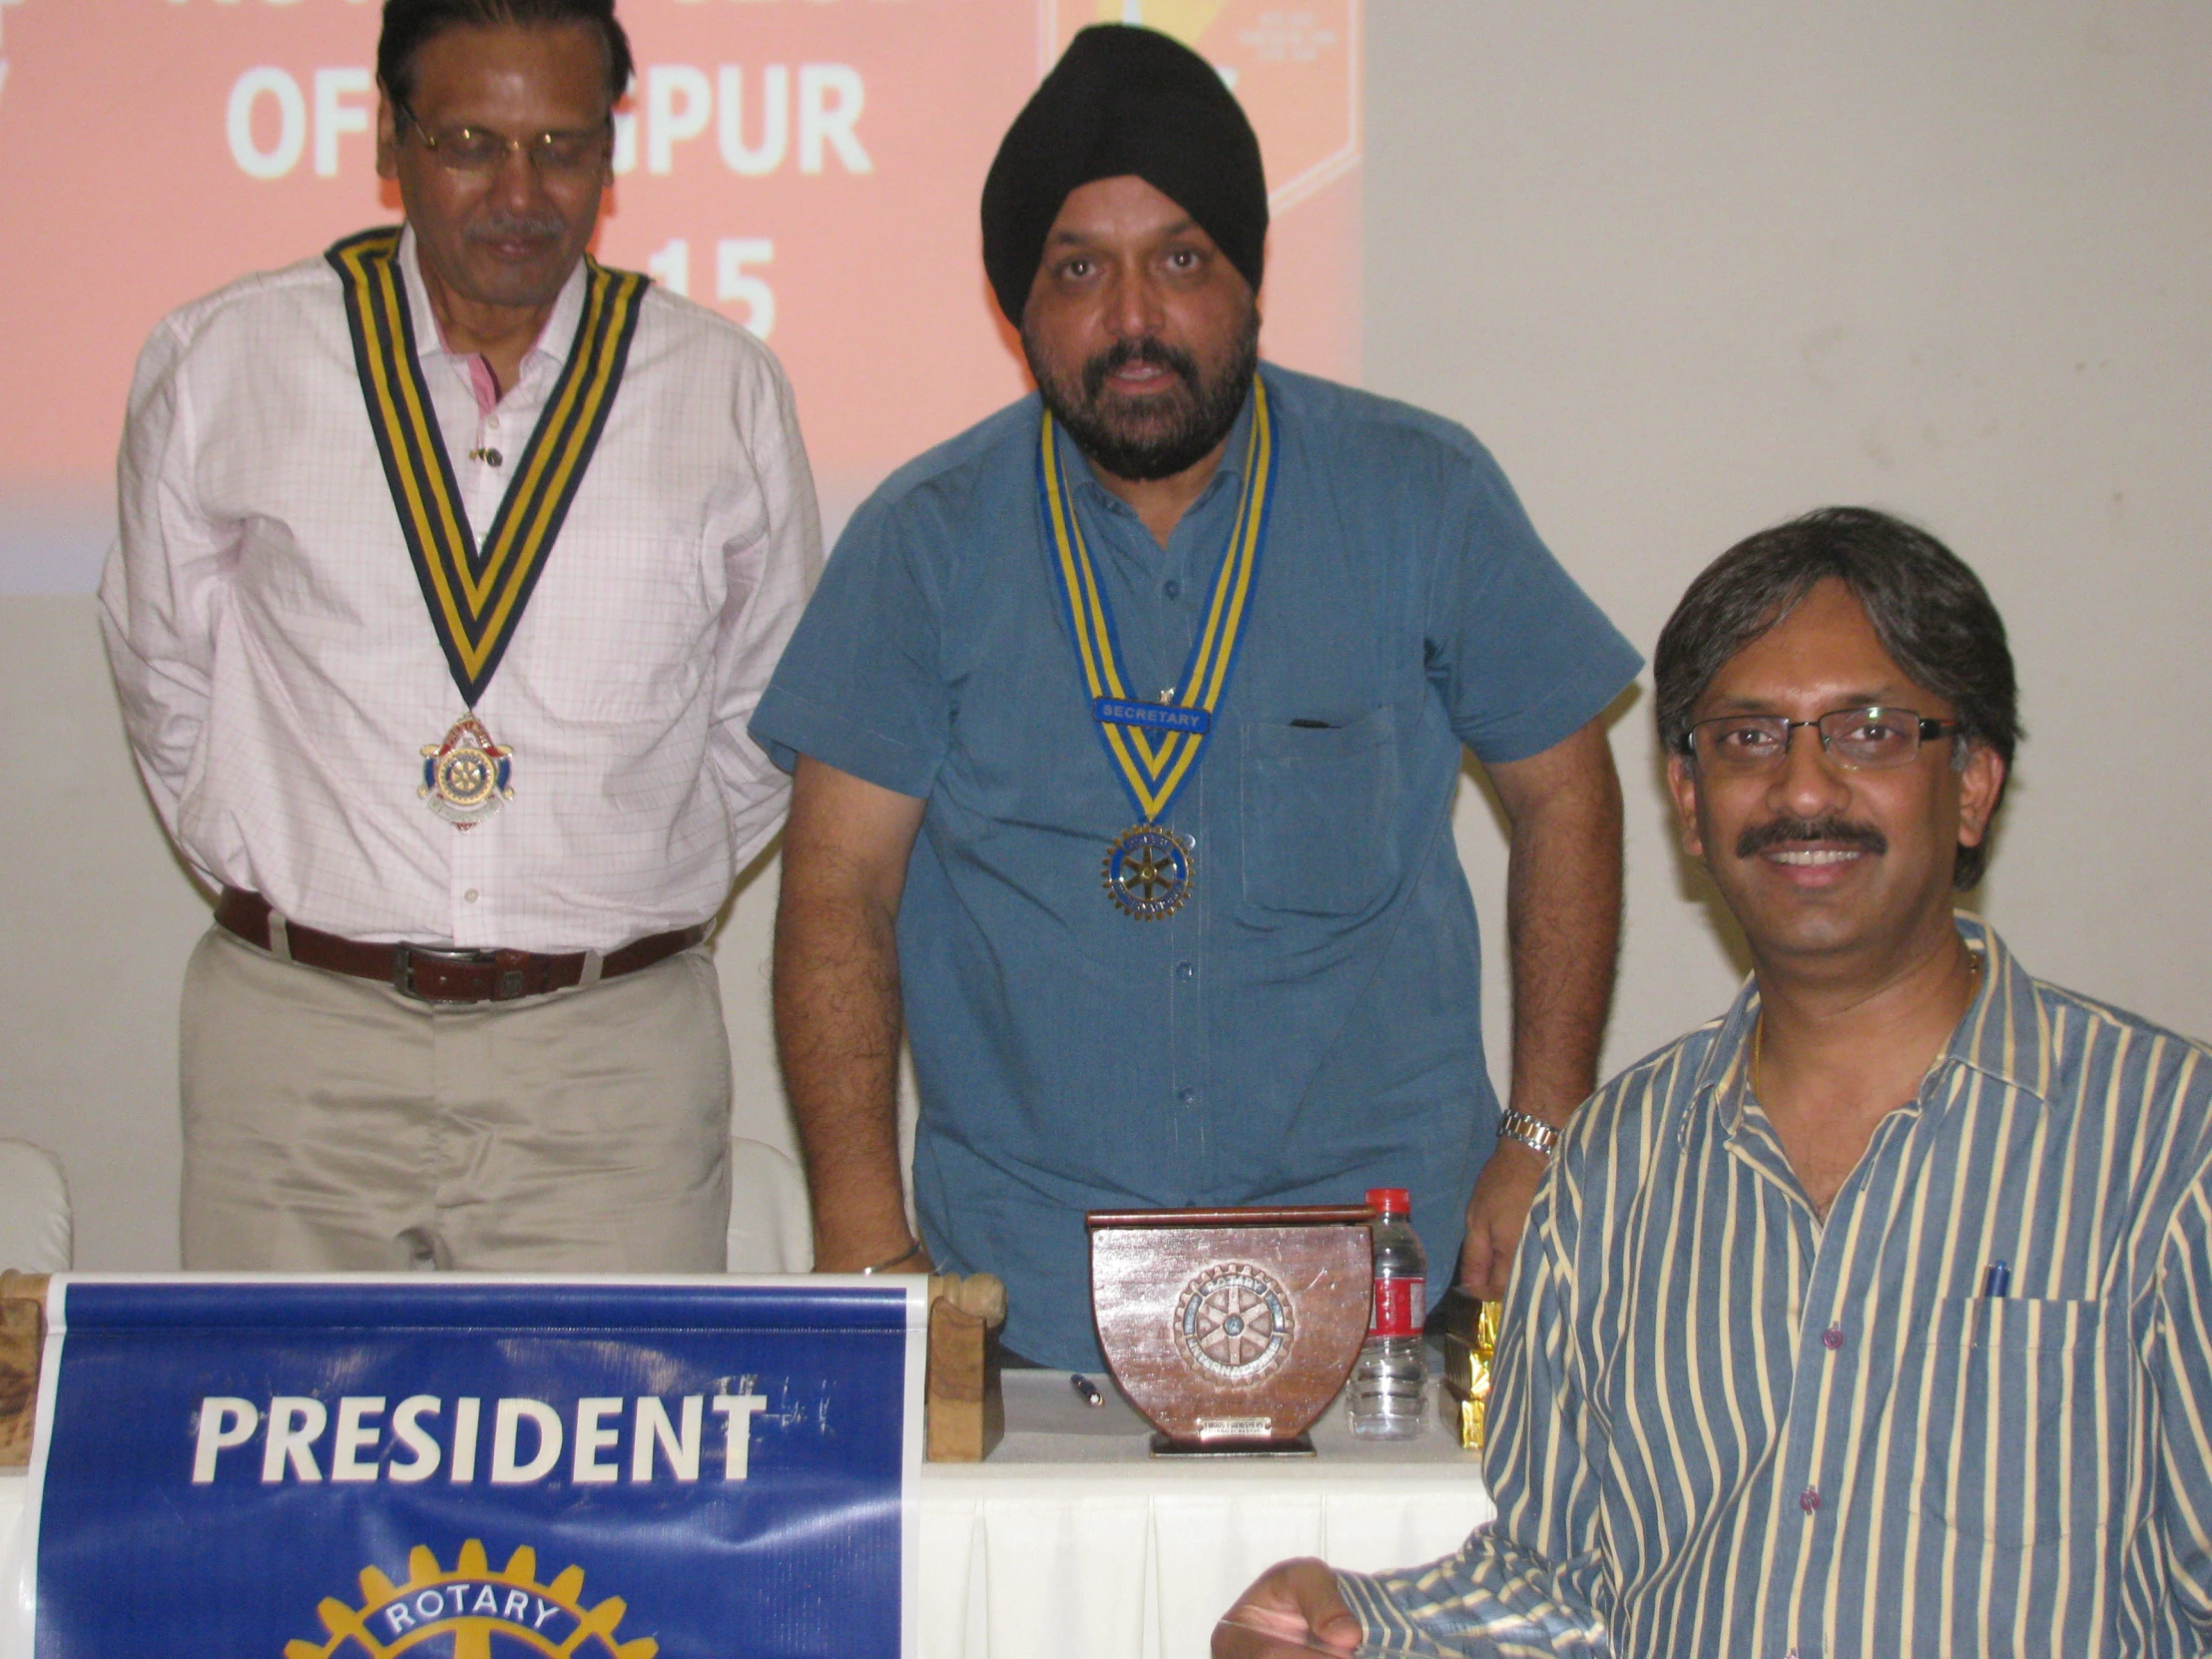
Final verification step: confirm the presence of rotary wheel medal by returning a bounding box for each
[419,714,514,830]
[1103,824,1194,919]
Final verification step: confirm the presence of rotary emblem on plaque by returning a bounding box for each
[1175,1262,1293,1382]
[1103,824,1193,919]
[419,714,514,830]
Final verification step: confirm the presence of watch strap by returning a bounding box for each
[1499,1107,1561,1159]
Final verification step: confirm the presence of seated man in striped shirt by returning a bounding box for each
[1220,506,2212,1658]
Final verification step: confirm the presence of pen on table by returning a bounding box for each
[1069,1373,1103,1407]
[1981,1260,2010,1298]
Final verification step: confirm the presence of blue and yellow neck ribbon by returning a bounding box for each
[1038,375,1275,827]
[326,227,649,708]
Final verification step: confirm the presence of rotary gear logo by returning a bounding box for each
[1175,1261,1294,1382]
[284,1539,658,1659]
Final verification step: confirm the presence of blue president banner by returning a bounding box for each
[22,1276,924,1659]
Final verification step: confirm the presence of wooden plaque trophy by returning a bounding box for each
[1088,1205,1374,1454]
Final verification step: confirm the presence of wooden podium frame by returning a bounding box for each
[0,1269,1004,1467]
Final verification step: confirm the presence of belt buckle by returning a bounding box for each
[391,943,506,1003]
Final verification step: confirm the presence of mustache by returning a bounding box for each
[464,213,567,245]
[1081,336,1200,401]
[1735,815,1889,860]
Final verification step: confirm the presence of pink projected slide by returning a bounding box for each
[0,0,1361,592]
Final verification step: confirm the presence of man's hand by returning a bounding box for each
[1215,1559,1363,1658]
[1458,1139,1548,1300]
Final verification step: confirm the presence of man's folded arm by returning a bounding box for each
[708,350,826,867]
[98,319,236,844]
[1337,1194,1614,1657]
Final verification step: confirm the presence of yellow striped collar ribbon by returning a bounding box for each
[326,227,649,708]
[1039,375,1276,828]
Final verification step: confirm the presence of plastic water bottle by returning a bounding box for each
[1348,1186,1428,1439]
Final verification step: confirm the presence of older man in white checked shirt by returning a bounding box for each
[99,0,819,1270]
[1222,508,2212,1659]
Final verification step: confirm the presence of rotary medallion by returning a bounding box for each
[419,714,513,831]
[1175,1262,1294,1382]
[1102,823,1193,919]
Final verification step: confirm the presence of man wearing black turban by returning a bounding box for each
[753,25,1641,1370]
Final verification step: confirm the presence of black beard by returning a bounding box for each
[1023,308,1261,483]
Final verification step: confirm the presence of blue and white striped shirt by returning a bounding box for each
[1344,916,2212,1657]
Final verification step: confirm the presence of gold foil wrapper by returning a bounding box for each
[1436,1288,1502,1450]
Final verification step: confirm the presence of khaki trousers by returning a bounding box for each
[180,928,732,1271]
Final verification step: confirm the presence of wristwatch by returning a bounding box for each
[1498,1107,1560,1159]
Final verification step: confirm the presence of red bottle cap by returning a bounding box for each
[1365,1187,1410,1215]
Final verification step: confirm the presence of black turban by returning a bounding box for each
[981,24,1268,326]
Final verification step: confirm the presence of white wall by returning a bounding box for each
[1377,1,2212,1075]
[4,2,2207,1267]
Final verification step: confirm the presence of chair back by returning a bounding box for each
[0,1140,71,1272]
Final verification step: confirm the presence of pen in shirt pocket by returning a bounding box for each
[1980,1260,2010,1298]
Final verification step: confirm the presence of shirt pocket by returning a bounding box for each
[505,529,716,724]
[1902,1297,2126,1547]
[1240,706,1401,916]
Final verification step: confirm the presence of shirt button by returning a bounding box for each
[1799,1486,1821,1513]
[1822,1326,1846,1351]
[482,448,503,467]
[463,888,479,903]
[1163,579,1182,599]
[1175,961,1196,982]
[1177,1087,1197,1106]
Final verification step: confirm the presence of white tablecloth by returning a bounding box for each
[921,1371,1491,1658]
[0,1371,1491,1659]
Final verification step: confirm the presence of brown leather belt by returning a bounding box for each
[214,888,705,1005]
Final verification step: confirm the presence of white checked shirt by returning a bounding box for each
[101,229,821,951]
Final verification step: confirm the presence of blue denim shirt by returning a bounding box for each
[753,365,1641,1367]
